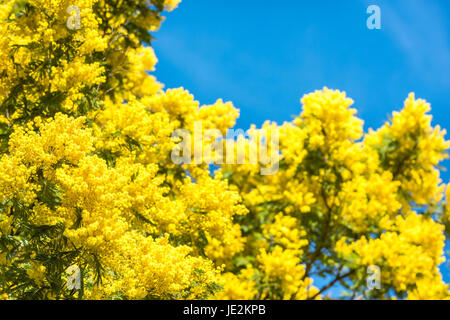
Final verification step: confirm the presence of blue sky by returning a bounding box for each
[151,0,450,292]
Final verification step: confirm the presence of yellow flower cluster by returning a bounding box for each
[297,88,363,150]
[257,246,319,299]
[215,266,258,300]
[365,93,449,206]
[1,0,449,301]
[0,111,241,298]
[26,262,47,286]
[220,87,450,299]
[1,0,107,114]
[0,0,250,300]
[336,212,448,298]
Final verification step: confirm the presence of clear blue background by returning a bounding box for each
[151,0,450,294]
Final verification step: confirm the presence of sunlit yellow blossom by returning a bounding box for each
[1,0,449,301]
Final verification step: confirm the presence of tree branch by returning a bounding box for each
[308,269,355,300]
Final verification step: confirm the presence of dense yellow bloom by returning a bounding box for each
[262,213,308,251]
[215,266,258,300]
[1,0,449,301]
[297,87,363,150]
[336,212,447,297]
[257,246,319,300]
[0,112,234,298]
[221,87,450,300]
[27,262,47,286]
[164,0,182,11]
[365,93,449,206]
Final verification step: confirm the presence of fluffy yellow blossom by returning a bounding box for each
[257,246,319,300]
[164,0,182,11]
[1,0,449,301]
[221,87,450,300]
[215,266,258,300]
[365,93,449,207]
[336,213,446,297]
[27,262,47,286]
